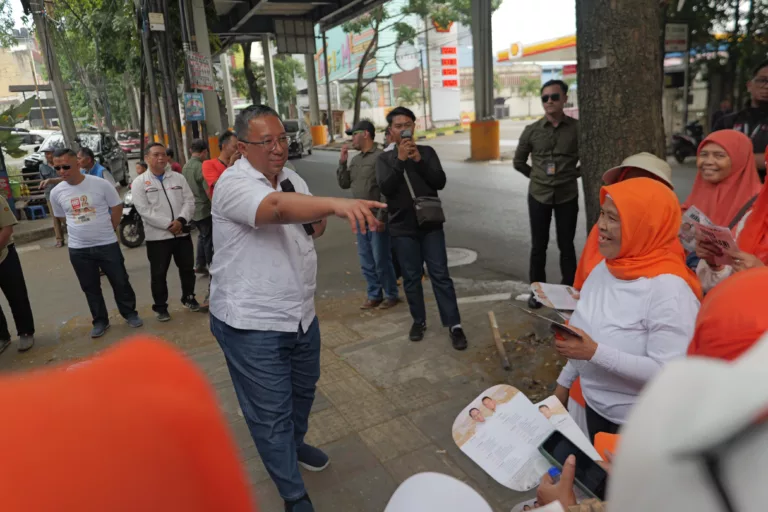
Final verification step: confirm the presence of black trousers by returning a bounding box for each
[194,216,214,269]
[146,236,196,312]
[528,194,579,285]
[0,244,35,339]
[69,242,138,326]
[585,403,620,445]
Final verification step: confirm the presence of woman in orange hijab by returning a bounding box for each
[0,337,256,512]
[682,130,761,227]
[554,178,702,441]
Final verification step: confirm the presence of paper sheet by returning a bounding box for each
[679,205,713,252]
[530,283,580,311]
[696,223,738,266]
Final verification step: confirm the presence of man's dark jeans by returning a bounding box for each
[392,229,461,327]
[69,242,138,326]
[528,194,579,285]
[194,216,214,270]
[210,314,320,501]
[0,244,35,339]
[146,236,196,313]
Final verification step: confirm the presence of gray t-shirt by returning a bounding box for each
[50,175,122,249]
[38,163,58,201]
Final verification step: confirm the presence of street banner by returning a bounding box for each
[186,51,215,91]
[183,93,205,122]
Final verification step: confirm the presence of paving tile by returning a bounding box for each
[336,391,400,431]
[310,464,398,512]
[358,416,430,462]
[319,347,340,368]
[302,434,382,496]
[304,407,354,447]
[251,479,284,512]
[383,377,450,412]
[384,444,469,484]
[370,353,468,388]
[228,418,258,461]
[214,383,244,424]
[317,360,359,387]
[320,320,363,348]
[243,454,272,486]
[340,335,445,379]
[310,389,333,414]
[320,374,378,406]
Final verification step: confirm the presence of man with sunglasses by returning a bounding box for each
[338,120,400,310]
[49,148,142,338]
[713,59,768,181]
[514,79,580,308]
[208,105,385,512]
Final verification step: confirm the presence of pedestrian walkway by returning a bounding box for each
[0,285,563,512]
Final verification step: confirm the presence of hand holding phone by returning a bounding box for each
[539,431,608,500]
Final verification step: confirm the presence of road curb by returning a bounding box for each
[16,226,54,245]
[313,146,342,152]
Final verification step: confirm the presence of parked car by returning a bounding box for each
[24,131,130,186]
[284,119,313,158]
[116,130,143,157]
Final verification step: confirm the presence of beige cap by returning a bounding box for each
[602,152,674,189]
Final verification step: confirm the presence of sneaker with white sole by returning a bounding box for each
[297,443,330,472]
[183,297,201,312]
[18,334,34,352]
[126,316,144,328]
[90,323,110,338]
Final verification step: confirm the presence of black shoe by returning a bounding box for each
[297,443,330,472]
[527,294,543,309]
[450,327,468,351]
[183,297,201,312]
[284,493,314,512]
[156,310,171,322]
[409,322,427,341]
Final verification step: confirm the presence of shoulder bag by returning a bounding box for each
[402,168,445,227]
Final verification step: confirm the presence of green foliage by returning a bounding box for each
[341,85,371,109]
[493,72,501,93]
[0,0,16,48]
[397,85,421,106]
[0,99,36,158]
[274,57,306,107]
[518,77,540,98]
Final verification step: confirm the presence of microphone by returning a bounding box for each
[280,178,315,236]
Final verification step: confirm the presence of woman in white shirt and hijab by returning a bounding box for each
[553,178,703,441]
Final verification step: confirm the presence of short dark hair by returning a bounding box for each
[539,404,550,410]
[165,148,175,159]
[468,408,480,417]
[541,79,568,95]
[482,396,493,402]
[190,139,208,154]
[78,146,95,160]
[234,105,280,141]
[386,106,416,126]
[53,148,77,158]
[753,59,768,77]
[219,130,236,150]
[137,160,148,169]
[144,142,165,156]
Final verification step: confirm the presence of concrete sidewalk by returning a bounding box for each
[1,280,562,512]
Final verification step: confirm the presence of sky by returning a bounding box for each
[8,0,577,53]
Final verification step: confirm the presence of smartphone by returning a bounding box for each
[539,431,608,500]
[512,305,583,339]
[401,129,413,139]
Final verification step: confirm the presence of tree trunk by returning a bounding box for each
[353,19,380,125]
[125,72,140,130]
[242,42,263,105]
[576,0,666,232]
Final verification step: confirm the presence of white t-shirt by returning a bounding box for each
[557,261,700,424]
[50,174,122,249]
[209,158,317,332]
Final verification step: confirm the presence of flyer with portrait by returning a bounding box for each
[679,205,713,252]
[452,385,601,492]
[530,283,579,311]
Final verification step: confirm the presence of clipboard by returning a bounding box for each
[512,305,583,339]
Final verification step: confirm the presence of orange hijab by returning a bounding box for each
[681,130,761,227]
[601,178,703,300]
[0,337,256,512]
[737,178,768,263]
[688,267,768,360]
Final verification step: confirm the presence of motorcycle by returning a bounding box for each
[118,188,145,248]
[671,120,704,163]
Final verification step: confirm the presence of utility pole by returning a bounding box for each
[137,0,165,144]
[28,0,78,148]
[423,15,433,130]
[178,0,198,141]
[159,0,184,162]
[419,48,428,131]
[29,56,47,129]
[322,30,334,140]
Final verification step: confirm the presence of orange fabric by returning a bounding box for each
[570,376,586,407]
[601,178,703,301]
[202,158,227,198]
[594,432,620,459]
[687,267,768,361]
[0,337,255,512]
[737,180,768,263]
[574,225,601,291]
[681,130,761,226]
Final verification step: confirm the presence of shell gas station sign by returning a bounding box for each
[497,35,577,63]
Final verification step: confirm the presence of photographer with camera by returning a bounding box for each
[376,107,467,350]
[132,143,199,322]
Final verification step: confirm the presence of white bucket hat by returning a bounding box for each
[602,152,674,189]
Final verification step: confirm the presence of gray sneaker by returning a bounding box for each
[91,323,110,338]
[18,334,34,352]
[126,316,144,328]
[156,311,171,322]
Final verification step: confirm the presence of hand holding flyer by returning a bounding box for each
[696,223,738,266]
[679,206,713,252]
[530,283,580,311]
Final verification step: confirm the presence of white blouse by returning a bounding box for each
[557,261,700,424]
[696,211,751,293]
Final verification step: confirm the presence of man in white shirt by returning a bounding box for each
[132,143,198,322]
[50,148,143,338]
[209,105,385,512]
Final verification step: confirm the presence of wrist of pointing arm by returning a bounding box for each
[256,192,336,225]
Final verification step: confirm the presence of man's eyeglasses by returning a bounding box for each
[54,165,72,171]
[753,77,768,87]
[241,135,290,151]
[541,93,561,103]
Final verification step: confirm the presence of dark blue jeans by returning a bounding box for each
[392,229,461,327]
[69,242,138,326]
[357,227,399,301]
[210,314,321,501]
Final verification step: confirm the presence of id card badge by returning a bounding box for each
[546,161,556,176]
